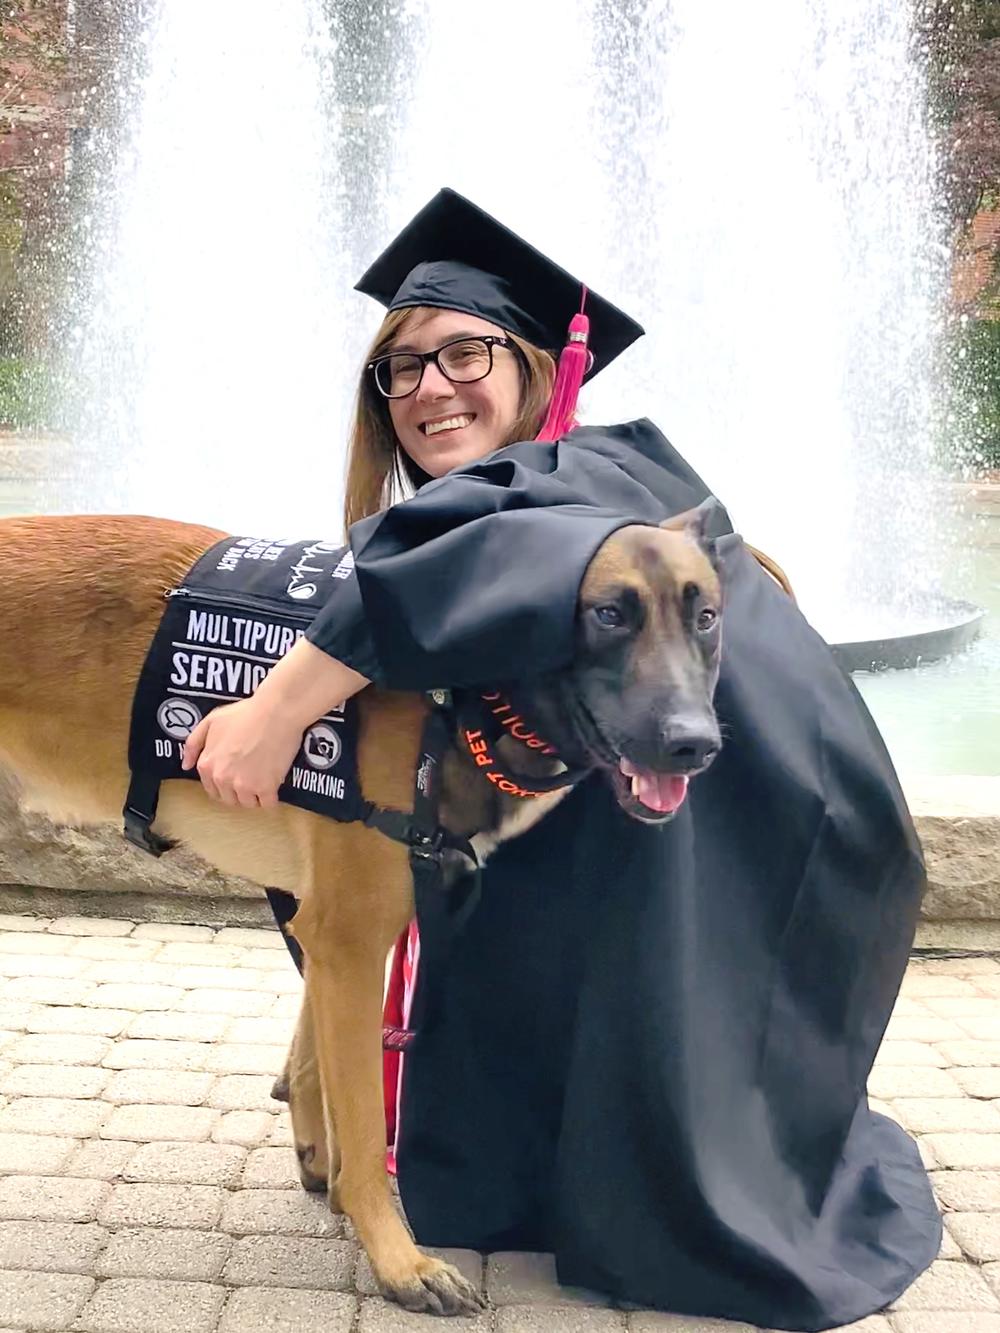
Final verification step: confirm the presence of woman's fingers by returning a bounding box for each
[181,717,209,771]
[196,757,225,805]
[179,699,298,806]
[233,782,265,810]
[182,714,228,803]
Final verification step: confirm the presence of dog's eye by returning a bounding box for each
[697,608,718,633]
[594,605,625,629]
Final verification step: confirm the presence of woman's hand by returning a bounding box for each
[180,637,371,808]
[181,697,302,807]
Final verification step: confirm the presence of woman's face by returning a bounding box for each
[385,308,523,477]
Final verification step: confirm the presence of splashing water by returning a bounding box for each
[580,0,949,641]
[54,0,948,647]
[58,0,347,535]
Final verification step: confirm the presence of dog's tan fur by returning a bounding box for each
[0,510,719,1315]
[0,514,467,1310]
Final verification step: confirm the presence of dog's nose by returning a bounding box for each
[660,719,720,771]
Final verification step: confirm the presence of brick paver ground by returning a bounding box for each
[0,910,997,1331]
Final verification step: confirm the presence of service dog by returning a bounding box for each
[0,508,722,1315]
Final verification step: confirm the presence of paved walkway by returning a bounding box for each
[0,913,997,1333]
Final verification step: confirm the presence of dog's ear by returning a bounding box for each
[660,500,719,566]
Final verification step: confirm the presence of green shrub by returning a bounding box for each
[0,357,58,430]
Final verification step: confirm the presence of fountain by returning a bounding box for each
[22,0,997,768]
[577,0,984,674]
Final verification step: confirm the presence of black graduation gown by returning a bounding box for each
[305,419,940,1333]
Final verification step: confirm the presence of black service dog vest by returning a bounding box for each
[127,534,368,829]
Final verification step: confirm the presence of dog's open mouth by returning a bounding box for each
[610,757,689,824]
[564,693,707,824]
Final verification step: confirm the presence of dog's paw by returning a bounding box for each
[295,1144,327,1194]
[385,1255,486,1317]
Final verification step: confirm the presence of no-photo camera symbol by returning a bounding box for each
[303,722,341,770]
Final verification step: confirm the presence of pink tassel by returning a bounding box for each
[536,287,591,442]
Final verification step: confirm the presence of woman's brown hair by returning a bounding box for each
[342,308,557,532]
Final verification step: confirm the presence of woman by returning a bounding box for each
[183,189,940,1331]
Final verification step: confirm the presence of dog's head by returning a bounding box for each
[530,506,723,824]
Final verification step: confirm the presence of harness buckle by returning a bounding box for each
[410,826,446,859]
[122,805,177,858]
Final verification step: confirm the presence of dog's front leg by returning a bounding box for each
[293,914,483,1316]
[285,994,339,1194]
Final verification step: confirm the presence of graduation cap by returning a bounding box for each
[355,188,644,440]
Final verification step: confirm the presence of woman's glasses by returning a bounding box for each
[368,335,515,400]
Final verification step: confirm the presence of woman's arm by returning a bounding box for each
[187,419,725,805]
[308,418,729,691]
[181,623,370,808]
[181,533,379,806]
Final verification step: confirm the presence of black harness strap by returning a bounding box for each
[265,888,304,974]
[362,807,476,866]
[123,772,177,857]
[123,699,476,863]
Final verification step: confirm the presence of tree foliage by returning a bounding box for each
[918,1,1000,232]
[916,5,1000,470]
[1,2,70,103]
[0,2,134,354]
[0,3,70,353]
[1,2,73,194]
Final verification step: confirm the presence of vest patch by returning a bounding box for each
[128,535,367,823]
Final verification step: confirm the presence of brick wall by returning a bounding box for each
[953,210,1000,314]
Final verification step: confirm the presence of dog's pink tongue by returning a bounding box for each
[619,759,690,813]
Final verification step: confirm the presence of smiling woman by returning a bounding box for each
[346,305,557,512]
[181,187,941,1331]
[380,311,525,477]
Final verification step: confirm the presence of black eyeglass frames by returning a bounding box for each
[368,335,516,400]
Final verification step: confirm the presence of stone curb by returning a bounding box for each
[907,779,1000,922]
[0,775,995,923]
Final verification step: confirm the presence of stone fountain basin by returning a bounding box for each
[830,596,986,673]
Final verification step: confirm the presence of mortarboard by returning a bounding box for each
[354,188,644,384]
